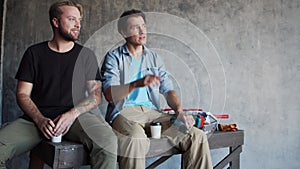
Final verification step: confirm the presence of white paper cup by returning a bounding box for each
[51,134,62,143]
[150,122,161,139]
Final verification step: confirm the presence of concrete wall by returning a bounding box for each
[1,0,300,169]
[0,0,3,125]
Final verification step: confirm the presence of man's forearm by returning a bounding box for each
[165,90,183,115]
[104,83,136,103]
[166,90,195,129]
[71,95,100,117]
[16,93,44,123]
[104,75,161,103]
[70,80,102,117]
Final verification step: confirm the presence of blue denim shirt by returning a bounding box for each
[101,44,174,123]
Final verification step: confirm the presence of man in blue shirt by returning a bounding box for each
[101,9,212,169]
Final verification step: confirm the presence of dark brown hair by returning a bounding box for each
[117,9,146,34]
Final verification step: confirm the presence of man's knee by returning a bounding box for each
[115,123,149,159]
[129,123,147,138]
[190,127,208,143]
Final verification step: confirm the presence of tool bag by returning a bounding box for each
[162,108,218,134]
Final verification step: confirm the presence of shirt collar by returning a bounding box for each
[121,44,149,56]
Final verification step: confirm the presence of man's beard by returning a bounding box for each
[58,25,79,41]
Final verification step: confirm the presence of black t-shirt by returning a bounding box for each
[15,41,100,120]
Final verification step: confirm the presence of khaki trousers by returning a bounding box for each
[0,112,117,169]
[112,106,213,169]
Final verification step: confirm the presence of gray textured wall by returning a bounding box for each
[1,0,300,169]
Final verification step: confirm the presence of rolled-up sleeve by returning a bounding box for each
[156,54,174,94]
[100,51,121,92]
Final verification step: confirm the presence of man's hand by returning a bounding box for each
[51,80,101,136]
[53,111,77,136]
[177,111,195,129]
[16,80,57,139]
[35,117,56,139]
[135,74,161,88]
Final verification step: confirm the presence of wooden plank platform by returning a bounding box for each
[146,130,244,169]
[30,130,244,169]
